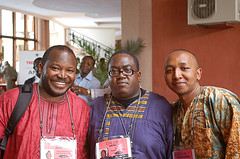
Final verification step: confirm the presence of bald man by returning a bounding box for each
[164,49,240,158]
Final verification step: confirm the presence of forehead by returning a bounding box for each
[82,57,94,63]
[48,49,76,65]
[109,54,136,68]
[165,51,197,67]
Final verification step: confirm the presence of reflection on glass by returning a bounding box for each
[16,12,24,38]
[2,10,13,36]
[2,38,13,66]
[27,15,34,39]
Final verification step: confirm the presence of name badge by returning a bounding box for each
[173,146,195,159]
[40,136,77,159]
[96,137,132,159]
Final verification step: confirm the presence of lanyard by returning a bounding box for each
[97,90,141,143]
[38,84,76,139]
[173,88,200,146]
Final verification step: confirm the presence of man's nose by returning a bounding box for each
[117,70,126,78]
[173,68,182,79]
[58,70,67,78]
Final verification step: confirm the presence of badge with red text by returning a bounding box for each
[96,137,132,159]
[40,136,77,159]
[173,148,195,159]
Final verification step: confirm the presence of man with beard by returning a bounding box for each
[0,45,90,158]
[71,55,101,103]
[88,50,172,159]
[164,49,240,158]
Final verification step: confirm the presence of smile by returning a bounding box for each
[174,82,185,86]
[52,81,69,87]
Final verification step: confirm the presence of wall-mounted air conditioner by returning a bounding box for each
[188,0,240,25]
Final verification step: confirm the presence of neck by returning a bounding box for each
[114,88,141,101]
[81,74,86,78]
[178,84,200,111]
[81,73,88,78]
[38,85,65,102]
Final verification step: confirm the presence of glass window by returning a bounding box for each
[1,10,39,72]
[27,15,34,39]
[2,38,13,66]
[1,10,13,36]
[27,41,35,50]
[16,12,25,38]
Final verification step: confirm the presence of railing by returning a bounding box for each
[66,28,112,58]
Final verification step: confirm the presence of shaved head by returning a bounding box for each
[165,49,199,69]
[164,49,202,97]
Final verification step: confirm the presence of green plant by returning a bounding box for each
[71,34,145,87]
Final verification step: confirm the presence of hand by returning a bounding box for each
[71,84,88,95]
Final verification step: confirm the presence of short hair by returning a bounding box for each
[167,49,199,68]
[108,50,140,71]
[33,57,42,65]
[41,45,76,65]
[82,56,95,66]
[100,58,105,63]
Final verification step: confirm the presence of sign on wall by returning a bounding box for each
[18,51,44,85]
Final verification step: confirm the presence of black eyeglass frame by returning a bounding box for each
[108,69,138,77]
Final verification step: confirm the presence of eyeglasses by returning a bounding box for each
[108,69,137,77]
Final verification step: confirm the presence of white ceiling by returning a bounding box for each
[0,0,121,30]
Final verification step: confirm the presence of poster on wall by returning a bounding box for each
[18,51,44,85]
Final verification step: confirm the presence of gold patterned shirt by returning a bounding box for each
[172,86,240,159]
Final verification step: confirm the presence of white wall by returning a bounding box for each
[71,28,116,48]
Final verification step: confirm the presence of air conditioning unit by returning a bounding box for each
[188,0,240,25]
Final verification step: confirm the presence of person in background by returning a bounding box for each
[164,49,240,158]
[0,61,17,90]
[0,45,90,158]
[71,55,101,103]
[24,57,42,84]
[88,50,172,159]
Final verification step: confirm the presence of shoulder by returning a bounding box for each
[0,87,19,108]
[147,91,172,115]
[200,86,240,115]
[201,86,239,103]
[90,96,106,108]
[148,91,170,106]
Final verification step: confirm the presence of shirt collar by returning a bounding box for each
[78,71,94,81]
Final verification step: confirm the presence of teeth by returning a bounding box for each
[55,82,66,85]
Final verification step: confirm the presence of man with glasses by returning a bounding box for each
[88,50,172,159]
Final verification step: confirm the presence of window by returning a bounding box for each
[0,9,38,70]
[1,10,13,36]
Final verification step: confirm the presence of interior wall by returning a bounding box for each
[122,0,152,91]
[72,28,116,48]
[152,0,240,102]
[38,19,49,51]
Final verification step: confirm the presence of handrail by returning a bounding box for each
[66,28,112,57]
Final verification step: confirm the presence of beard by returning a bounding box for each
[41,76,72,97]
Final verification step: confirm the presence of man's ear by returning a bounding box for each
[39,63,44,76]
[137,71,141,82]
[196,68,202,81]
